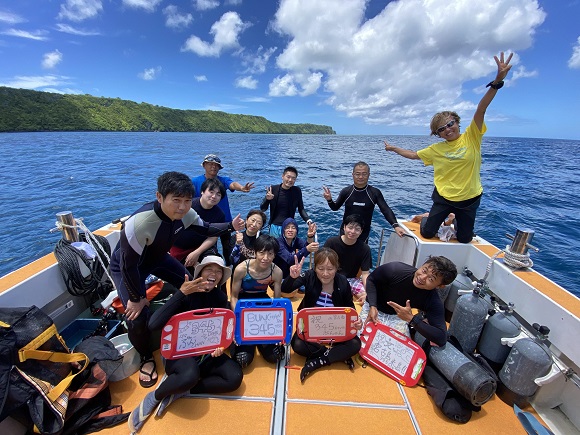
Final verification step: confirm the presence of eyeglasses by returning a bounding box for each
[436,120,456,134]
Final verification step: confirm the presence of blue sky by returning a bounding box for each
[1,0,579,140]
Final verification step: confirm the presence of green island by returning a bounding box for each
[0,87,336,134]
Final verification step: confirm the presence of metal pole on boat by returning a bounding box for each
[376,228,385,268]
[56,211,79,242]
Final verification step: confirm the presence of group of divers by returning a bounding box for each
[115,52,514,432]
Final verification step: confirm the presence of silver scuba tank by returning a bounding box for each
[478,303,521,367]
[447,287,488,354]
[415,332,497,407]
[499,329,552,402]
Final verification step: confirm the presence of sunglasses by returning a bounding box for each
[436,120,456,134]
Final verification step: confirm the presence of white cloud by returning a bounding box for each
[225,0,242,5]
[42,50,63,69]
[55,23,100,36]
[194,0,220,11]
[239,46,277,74]
[235,75,258,89]
[270,0,546,125]
[181,11,250,57]
[0,75,72,89]
[0,10,26,24]
[240,96,270,103]
[138,66,162,80]
[569,36,580,69]
[122,0,163,12]
[0,28,48,40]
[163,5,193,29]
[269,74,298,97]
[195,75,208,81]
[58,0,103,22]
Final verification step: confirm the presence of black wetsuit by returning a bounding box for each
[366,262,447,347]
[147,288,243,400]
[260,184,310,226]
[110,200,231,359]
[326,184,398,242]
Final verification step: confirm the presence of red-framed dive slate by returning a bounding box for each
[234,298,293,345]
[295,307,359,343]
[359,322,426,386]
[160,308,235,360]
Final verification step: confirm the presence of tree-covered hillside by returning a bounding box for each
[0,87,336,134]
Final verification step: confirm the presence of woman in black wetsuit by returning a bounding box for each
[229,209,267,268]
[282,248,363,383]
[129,255,243,433]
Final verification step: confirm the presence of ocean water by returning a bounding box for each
[1,132,578,297]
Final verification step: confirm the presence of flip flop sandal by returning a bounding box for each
[139,357,158,388]
[129,391,159,433]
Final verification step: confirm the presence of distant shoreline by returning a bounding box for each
[0,86,336,135]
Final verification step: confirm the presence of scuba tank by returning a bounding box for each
[478,303,521,371]
[447,286,488,354]
[444,273,475,321]
[415,332,496,407]
[498,325,553,406]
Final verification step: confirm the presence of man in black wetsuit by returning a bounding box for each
[110,171,244,389]
[323,161,405,242]
[170,178,226,268]
[261,166,314,239]
[360,256,457,347]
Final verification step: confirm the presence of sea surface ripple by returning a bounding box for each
[1,132,578,297]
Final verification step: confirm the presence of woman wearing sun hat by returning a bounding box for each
[129,255,243,433]
[383,52,513,243]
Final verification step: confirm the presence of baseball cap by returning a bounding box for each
[202,154,223,169]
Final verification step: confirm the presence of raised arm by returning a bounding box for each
[383,141,421,160]
[260,185,274,211]
[325,185,349,211]
[474,52,513,131]
[230,181,255,193]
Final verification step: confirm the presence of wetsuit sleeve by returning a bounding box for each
[148,290,186,331]
[295,187,310,222]
[260,185,272,211]
[412,295,447,347]
[365,270,380,308]
[229,233,241,265]
[184,208,233,237]
[326,186,349,211]
[118,234,146,303]
[371,187,398,226]
[282,273,307,293]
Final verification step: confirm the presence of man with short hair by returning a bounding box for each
[360,256,458,347]
[323,214,371,304]
[192,154,255,264]
[110,171,244,389]
[170,178,226,268]
[261,166,313,239]
[323,161,405,243]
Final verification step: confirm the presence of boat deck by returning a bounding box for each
[101,291,535,435]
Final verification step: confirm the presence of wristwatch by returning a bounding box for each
[486,80,504,90]
[408,312,425,328]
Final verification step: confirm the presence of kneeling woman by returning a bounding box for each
[283,248,362,383]
[129,256,243,433]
